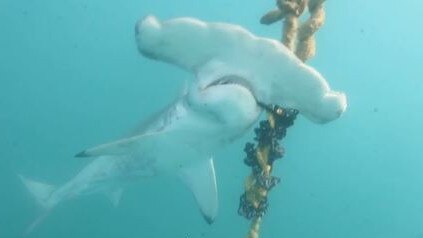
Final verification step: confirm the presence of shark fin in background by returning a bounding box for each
[178,158,218,224]
[106,188,124,207]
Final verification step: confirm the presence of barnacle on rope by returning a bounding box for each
[239,106,298,238]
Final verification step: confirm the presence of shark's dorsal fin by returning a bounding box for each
[106,188,124,207]
[178,158,218,224]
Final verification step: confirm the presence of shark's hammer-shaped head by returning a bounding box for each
[135,15,227,71]
[135,15,347,124]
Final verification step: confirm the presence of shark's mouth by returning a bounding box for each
[205,75,272,110]
[205,75,255,97]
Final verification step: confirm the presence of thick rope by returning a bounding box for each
[247,217,261,238]
[281,0,306,51]
[240,108,298,238]
[260,0,326,61]
[240,2,327,238]
[296,0,326,61]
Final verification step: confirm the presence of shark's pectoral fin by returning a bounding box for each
[178,158,218,224]
[106,188,124,207]
[76,132,161,158]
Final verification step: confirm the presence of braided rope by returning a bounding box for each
[260,0,326,62]
[242,2,327,237]
[296,0,326,61]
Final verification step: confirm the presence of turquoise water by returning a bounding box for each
[1,0,423,237]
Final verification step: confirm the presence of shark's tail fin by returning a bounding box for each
[19,175,56,235]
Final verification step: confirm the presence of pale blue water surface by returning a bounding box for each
[1,0,423,238]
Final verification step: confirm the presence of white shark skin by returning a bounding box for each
[19,155,154,234]
[135,15,347,124]
[22,80,262,230]
[76,81,261,223]
[80,81,261,170]
[22,156,154,209]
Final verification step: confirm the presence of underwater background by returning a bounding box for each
[1,0,423,237]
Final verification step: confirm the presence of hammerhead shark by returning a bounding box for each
[20,15,347,233]
[20,79,261,233]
